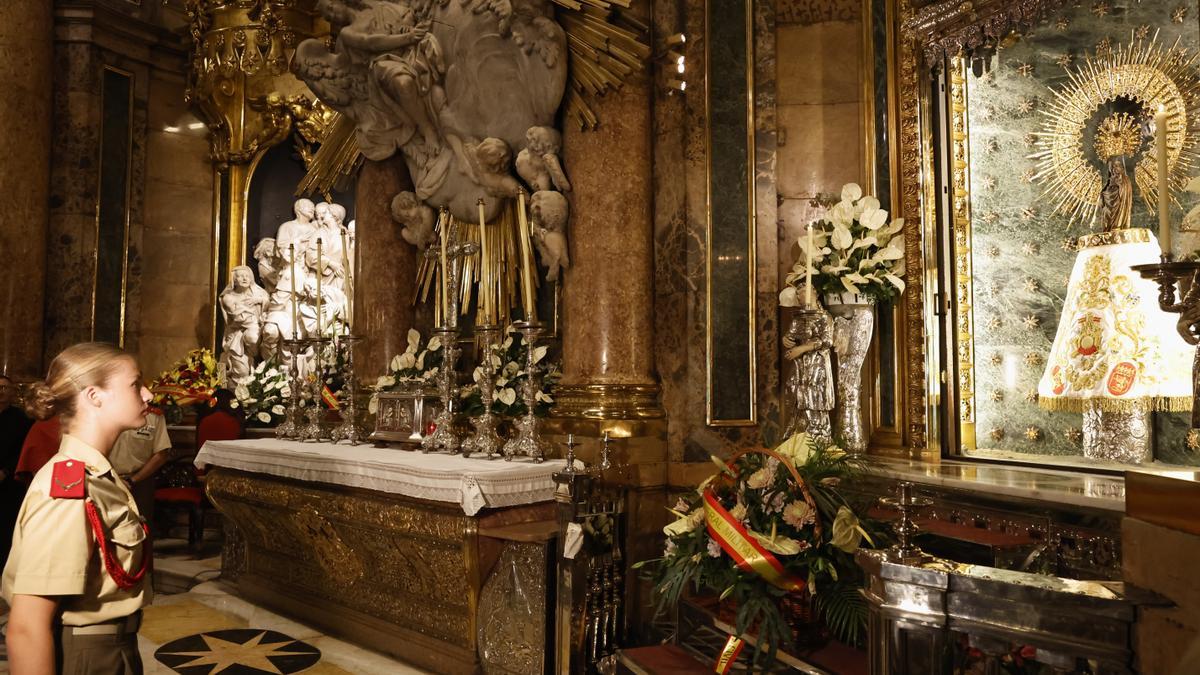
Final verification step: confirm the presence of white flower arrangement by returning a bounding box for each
[232,360,289,427]
[459,325,558,417]
[369,329,444,414]
[780,183,906,306]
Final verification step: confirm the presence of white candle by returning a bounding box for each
[438,209,450,323]
[1156,105,1172,254]
[805,223,814,308]
[289,243,299,339]
[516,189,537,320]
[316,238,323,336]
[340,229,351,333]
[477,199,491,324]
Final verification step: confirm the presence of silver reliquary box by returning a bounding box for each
[370,388,439,447]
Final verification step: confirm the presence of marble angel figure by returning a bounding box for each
[219,266,271,380]
[390,191,436,249]
[516,126,570,193]
[530,190,569,281]
[295,0,445,159]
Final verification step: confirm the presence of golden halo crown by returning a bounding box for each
[1094,112,1142,160]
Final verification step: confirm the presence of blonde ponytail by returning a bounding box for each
[30,342,134,422]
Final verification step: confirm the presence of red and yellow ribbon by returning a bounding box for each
[321,385,340,410]
[715,635,745,674]
[704,488,805,593]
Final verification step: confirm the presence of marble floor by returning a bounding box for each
[0,543,432,674]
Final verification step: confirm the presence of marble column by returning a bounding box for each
[0,0,53,378]
[554,74,662,420]
[354,157,417,379]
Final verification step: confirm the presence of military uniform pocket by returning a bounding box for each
[109,518,146,549]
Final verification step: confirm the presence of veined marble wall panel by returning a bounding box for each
[655,0,778,461]
[46,4,192,374]
[139,68,213,379]
[45,41,150,364]
[962,0,1200,465]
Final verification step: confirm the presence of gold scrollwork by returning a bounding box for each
[205,469,478,647]
[949,59,977,453]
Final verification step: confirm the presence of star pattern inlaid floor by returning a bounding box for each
[155,629,321,674]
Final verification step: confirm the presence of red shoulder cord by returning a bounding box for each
[83,501,152,590]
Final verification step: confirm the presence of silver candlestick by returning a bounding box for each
[502,321,552,462]
[276,337,305,439]
[420,211,477,454]
[563,433,579,473]
[330,334,365,445]
[463,324,504,459]
[299,336,332,442]
[421,326,463,454]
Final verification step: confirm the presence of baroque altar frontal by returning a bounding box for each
[197,440,572,673]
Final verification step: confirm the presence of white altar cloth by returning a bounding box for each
[195,439,569,515]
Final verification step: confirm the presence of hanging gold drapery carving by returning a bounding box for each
[184,0,324,277]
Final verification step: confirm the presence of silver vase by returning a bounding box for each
[824,293,875,452]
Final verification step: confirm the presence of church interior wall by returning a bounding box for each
[139,65,214,380]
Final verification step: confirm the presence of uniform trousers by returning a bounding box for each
[56,614,143,675]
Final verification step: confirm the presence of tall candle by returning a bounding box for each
[516,189,537,320]
[805,223,814,308]
[340,229,352,333]
[289,243,299,339]
[1156,105,1172,254]
[438,208,450,323]
[316,238,323,336]
[477,198,491,324]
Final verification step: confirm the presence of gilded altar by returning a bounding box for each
[201,441,567,674]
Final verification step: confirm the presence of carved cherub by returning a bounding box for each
[390,191,436,250]
[466,137,521,198]
[516,126,570,193]
[530,190,569,282]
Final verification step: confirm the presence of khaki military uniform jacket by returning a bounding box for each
[1,434,151,625]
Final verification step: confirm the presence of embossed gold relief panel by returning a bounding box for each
[939,0,1200,466]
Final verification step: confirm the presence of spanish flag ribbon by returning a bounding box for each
[703,488,805,593]
[151,385,207,407]
[321,385,340,410]
[715,635,744,674]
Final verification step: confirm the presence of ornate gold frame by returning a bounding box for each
[890,0,1107,454]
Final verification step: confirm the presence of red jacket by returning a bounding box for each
[16,417,61,481]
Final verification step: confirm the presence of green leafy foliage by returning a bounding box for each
[640,434,877,669]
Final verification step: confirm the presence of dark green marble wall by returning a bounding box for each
[964,0,1200,465]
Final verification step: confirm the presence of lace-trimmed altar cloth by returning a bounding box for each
[195,439,570,515]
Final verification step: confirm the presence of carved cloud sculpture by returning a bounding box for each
[294,0,568,223]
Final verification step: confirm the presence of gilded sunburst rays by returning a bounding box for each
[1031,33,1200,228]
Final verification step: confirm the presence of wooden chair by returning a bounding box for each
[154,409,243,551]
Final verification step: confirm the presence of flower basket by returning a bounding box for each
[639,434,877,670]
[710,591,828,653]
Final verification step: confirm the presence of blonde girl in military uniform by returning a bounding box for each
[4,342,153,675]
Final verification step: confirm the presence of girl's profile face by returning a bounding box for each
[100,359,152,431]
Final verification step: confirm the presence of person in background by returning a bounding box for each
[109,408,171,531]
[5,342,153,674]
[15,416,62,483]
[0,375,33,569]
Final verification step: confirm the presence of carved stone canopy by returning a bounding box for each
[903,0,1073,65]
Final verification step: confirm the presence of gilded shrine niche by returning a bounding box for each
[947,0,1200,467]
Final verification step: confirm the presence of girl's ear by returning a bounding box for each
[81,385,104,409]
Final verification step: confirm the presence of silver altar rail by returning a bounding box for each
[856,549,1167,675]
